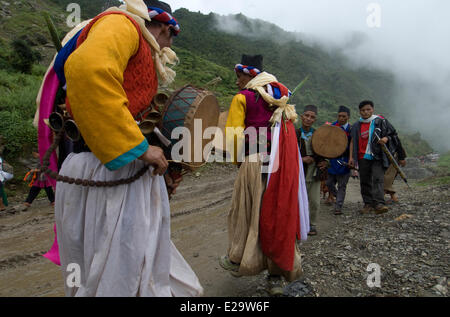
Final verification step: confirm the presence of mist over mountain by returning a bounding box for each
[173,9,396,122]
[301,21,450,153]
[188,8,448,152]
[171,0,449,153]
[0,0,438,158]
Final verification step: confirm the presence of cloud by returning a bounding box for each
[171,0,450,152]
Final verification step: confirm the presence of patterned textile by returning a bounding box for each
[300,127,314,141]
[359,115,380,160]
[266,82,292,100]
[147,6,180,35]
[234,64,262,77]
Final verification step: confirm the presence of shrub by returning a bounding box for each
[9,39,41,74]
[0,111,37,158]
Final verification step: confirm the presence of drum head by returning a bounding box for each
[160,85,220,170]
[160,85,198,140]
[184,92,220,169]
[311,125,348,159]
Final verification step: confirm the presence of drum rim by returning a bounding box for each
[311,124,348,159]
[159,84,219,129]
[158,84,204,129]
[159,84,220,170]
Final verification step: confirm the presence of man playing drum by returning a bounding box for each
[326,106,353,215]
[296,105,328,236]
[51,0,203,296]
[220,54,309,296]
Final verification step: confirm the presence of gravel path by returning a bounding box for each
[0,164,448,297]
[286,180,450,297]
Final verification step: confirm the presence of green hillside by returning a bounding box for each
[172,8,396,125]
[0,0,434,163]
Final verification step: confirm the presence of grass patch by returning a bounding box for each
[437,151,450,169]
[417,176,450,187]
[0,69,41,159]
[416,151,450,186]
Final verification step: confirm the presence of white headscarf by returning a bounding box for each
[244,72,298,124]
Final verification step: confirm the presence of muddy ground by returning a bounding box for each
[0,163,448,297]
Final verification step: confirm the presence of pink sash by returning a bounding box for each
[39,68,61,266]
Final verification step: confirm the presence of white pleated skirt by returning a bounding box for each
[55,152,203,297]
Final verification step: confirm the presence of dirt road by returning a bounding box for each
[0,164,447,297]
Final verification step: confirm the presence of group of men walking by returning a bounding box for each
[350,101,407,213]
[221,55,408,295]
[297,101,407,235]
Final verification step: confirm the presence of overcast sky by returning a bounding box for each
[168,0,450,151]
[170,0,449,68]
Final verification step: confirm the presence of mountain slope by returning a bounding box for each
[172,8,396,124]
[0,1,434,162]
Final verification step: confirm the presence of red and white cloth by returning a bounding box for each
[260,120,310,272]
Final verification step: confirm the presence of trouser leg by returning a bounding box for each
[372,160,386,206]
[358,159,373,206]
[335,173,351,210]
[25,186,41,204]
[0,183,8,207]
[325,174,337,197]
[307,180,321,226]
[44,187,55,203]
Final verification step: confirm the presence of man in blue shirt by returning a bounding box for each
[326,106,352,215]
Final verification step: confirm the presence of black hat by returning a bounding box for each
[304,105,318,115]
[144,0,172,14]
[359,100,374,109]
[241,54,263,71]
[338,105,350,115]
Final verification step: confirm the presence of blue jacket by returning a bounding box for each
[328,122,352,175]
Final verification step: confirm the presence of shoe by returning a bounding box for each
[359,204,373,214]
[18,203,31,212]
[334,209,343,215]
[267,275,285,296]
[308,225,317,236]
[374,204,389,214]
[386,198,399,205]
[219,255,240,272]
[391,194,399,203]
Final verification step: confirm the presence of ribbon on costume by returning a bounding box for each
[235,64,262,77]
[147,6,180,35]
[359,115,380,160]
[24,170,39,188]
[244,72,298,124]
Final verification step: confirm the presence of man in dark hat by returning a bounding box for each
[221,54,307,296]
[297,105,328,235]
[326,106,353,215]
[51,0,202,297]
